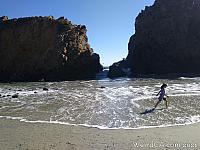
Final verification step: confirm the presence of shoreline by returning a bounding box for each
[1,115,200,130]
[0,118,199,150]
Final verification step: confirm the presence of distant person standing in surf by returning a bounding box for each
[154,83,169,109]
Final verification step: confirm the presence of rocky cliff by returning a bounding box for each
[0,16,102,82]
[108,0,200,78]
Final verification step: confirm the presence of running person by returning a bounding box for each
[154,83,169,109]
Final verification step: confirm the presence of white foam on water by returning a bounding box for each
[127,82,200,101]
[179,77,200,80]
[0,88,58,98]
[0,106,10,110]
[1,79,200,130]
[130,100,140,108]
[1,115,200,130]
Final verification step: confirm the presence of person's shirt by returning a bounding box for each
[159,88,165,98]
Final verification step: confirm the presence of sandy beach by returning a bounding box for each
[0,118,199,150]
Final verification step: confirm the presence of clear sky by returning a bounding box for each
[0,0,155,66]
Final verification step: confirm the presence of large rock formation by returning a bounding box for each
[0,16,103,82]
[108,0,200,78]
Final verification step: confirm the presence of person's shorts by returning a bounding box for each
[158,97,166,101]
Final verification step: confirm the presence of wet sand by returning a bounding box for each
[0,118,199,150]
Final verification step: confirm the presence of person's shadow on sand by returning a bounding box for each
[140,108,164,114]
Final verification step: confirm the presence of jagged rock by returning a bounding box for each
[0,16,103,82]
[47,16,54,20]
[107,60,127,78]
[109,0,200,77]
[0,16,8,22]
[108,58,131,78]
[57,16,65,21]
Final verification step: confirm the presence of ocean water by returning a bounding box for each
[0,77,200,129]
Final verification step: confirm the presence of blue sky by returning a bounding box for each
[0,0,155,66]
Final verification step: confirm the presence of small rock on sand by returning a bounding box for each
[12,94,18,98]
[43,88,49,91]
[100,86,106,89]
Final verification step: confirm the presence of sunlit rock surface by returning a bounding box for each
[0,16,103,82]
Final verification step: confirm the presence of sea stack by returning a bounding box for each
[108,0,200,78]
[0,16,103,82]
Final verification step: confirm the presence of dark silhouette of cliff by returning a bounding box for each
[108,0,200,78]
[0,16,103,82]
